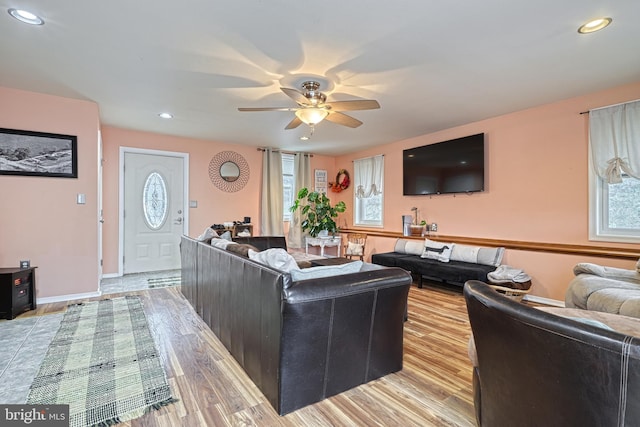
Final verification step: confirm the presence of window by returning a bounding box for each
[282,153,294,221]
[588,100,640,243]
[590,172,640,242]
[353,155,384,227]
[142,172,168,229]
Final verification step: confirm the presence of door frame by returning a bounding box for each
[118,147,189,277]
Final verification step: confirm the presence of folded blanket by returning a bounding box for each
[487,265,531,284]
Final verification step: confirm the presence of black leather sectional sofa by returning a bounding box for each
[180,235,412,415]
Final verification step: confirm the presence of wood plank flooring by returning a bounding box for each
[23,283,478,426]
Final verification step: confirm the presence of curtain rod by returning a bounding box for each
[256,147,313,157]
[580,98,640,115]
[351,154,385,162]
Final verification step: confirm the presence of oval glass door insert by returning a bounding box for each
[143,172,168,229]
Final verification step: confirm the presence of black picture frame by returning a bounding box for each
[0,128,78,178]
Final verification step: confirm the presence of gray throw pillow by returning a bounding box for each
[477,247,505,267]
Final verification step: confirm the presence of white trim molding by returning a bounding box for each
[522,294,565,307]
[37,290,102,305]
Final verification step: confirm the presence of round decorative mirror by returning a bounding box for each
[220,161,240,182]
[209,151,250,192]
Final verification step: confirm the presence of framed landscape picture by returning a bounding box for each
[0,128,78,178]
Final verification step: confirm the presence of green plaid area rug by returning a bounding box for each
[147,276,181,289]
[27,296,177,427]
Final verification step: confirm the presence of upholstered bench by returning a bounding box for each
[372,238,504,288]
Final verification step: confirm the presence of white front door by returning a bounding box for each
[123,151,186,274]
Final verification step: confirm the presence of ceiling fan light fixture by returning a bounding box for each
[295,108,329,126]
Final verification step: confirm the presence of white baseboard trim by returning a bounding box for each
[101,273,119,279]
[37,290,103,305]
[523,294,565,307]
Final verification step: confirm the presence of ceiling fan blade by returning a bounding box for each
[281,87,310,105]
[238,107,298,112]
[326,100,380,112]
[325,112,363,128]
[285,116,303,130]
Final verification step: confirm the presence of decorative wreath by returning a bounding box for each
[330,169,350,193]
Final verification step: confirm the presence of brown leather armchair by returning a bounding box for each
[464,280,640,427]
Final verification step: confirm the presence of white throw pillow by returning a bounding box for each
[197,227,218,241]
[248,248,300,273]
[219,230,232,241]
[450,244,480,264]
[346,242,364,256]
[290,260,363,281]
[420,239,453,263]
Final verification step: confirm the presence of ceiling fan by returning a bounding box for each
[238,81,380,130]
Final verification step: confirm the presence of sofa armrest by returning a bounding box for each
[573,262,640,285]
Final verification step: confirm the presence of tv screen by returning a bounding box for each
[403,133,484,195]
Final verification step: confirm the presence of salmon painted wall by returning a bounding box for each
[336,81,640,302]
[101,125,335,275]
[0,87,100,299]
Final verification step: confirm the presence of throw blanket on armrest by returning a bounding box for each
[573,262,640,285]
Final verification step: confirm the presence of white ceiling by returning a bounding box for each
[1,1,639,155]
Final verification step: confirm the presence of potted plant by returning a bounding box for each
[410,207,426,236]
[290,187,346,237]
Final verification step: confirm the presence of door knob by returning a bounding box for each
[174,217,183,225]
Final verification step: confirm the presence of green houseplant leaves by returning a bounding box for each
[290,187,347,237]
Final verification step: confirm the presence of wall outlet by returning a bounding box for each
[430,223,438,232]
[20,260,30,269]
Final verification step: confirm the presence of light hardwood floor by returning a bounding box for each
[25,283,477,426]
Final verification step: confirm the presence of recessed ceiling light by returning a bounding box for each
[8,8,44,25]
[299,136,309,141]
[578,17,612,34]
[158,112,173,119]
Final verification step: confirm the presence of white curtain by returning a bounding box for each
[287,153,311,248]
[261,148,284,235]
[354,154,384,198]
[589,100,640,183]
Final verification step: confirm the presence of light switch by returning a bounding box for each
[189,200,198,208]
[77,193,86,204]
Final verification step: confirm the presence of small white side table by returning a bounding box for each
[305,236,342,258]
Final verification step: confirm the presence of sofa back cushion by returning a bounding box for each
[394,239,424,256]
[234,236,288,251]
[451,243,505,267]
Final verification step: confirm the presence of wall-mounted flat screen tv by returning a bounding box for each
[403,133,485,195]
